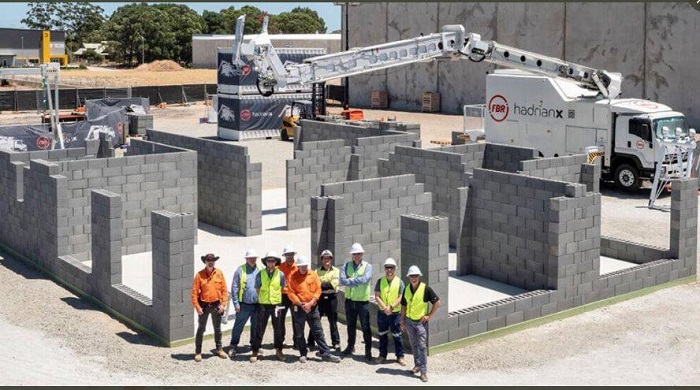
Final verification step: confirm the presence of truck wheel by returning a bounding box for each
[281,129,289,141]
[614,164,641,192]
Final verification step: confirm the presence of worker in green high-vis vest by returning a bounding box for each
[400,265,441,383]
[339,242,374,362]
[250,251,288,363]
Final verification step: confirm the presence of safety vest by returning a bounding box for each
[238,263,260,302]
[404,282,428,321]
[379,277,401,313]
[259,269,282,305]
[317,266,340,294]
[345,261,371,302]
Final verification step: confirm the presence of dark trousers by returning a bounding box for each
[280,294,299,348]
[308,293,340,347]
[293,305,332,357]
[251,303,285,352]
[345,299,371,354]
[195,301,222,354]
[229,302,258,347]
[377,310,405,358]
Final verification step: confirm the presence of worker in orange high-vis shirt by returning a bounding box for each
[191,253,229,363]
[279,245,299,349]
[287,255,341,363]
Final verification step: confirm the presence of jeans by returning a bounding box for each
[377,310,404,358]
[308,293,340,347]
[228,302,258,348]
[280,294,299,348]
[345,299,371,354]
[251,303,285,352]
[195,301,222,354]
[292,305,332,357]
[405,319,428,374]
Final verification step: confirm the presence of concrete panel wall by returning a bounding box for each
[349,2,699,125]
[646,2,700,126]
[565,3,645,98]
[145,130,262,236]
[310,174,432,271]
[348,2,388,107]
[437,3,497,113]
[386,3,439,111]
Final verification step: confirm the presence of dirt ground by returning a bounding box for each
[0,103,699,385]
[5,68,217,88]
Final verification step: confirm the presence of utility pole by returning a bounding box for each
[141,35,145,65]
[334,2,359,106]
[21,36,24,66]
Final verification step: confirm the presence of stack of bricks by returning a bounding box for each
[310,174,432,269]
[287,139,352,230]
[146,130,262,236]
[400,214,449,347]
[128,113,154,135]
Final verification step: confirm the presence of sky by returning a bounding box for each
[0,2,341,31]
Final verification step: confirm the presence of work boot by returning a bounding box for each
[299,356,307,364]
[249,351,258,363]
[420,373,428,383]
[276,349,286,362]
[322,353,341,363]
[341,346,355,356]
[375,356,385,364]
[216,349,227,359]
[412,366,420,374]
[194,353,202,362]
[364,352,373,362]
[333,344,341,351]
[227,346,237,359]
[397,357,406,366]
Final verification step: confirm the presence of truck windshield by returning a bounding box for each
[654,116,689,139]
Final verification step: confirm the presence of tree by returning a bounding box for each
[202,10,227,34]
[21,2,106,55]
[273,8,327,34]
[221,6,271,34]
[103,4,174,66]
[153,4,205,65]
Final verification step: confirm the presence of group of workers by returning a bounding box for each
[191,242,441,382]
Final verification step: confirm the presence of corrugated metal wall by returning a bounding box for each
[347,2,700,126]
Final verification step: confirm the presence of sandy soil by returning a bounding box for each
[5,68,216,88]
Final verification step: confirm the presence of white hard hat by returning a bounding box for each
[282,246,296,256]
[384,258,397,267]
[320,249,334,258]
[244,248,257,258]
[406,265,422,277]
[296,255,310,267]
[349,243,365,254]
[263,251,280,261]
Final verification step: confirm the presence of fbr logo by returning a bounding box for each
[488,95,509,122]
[242,64,251,76]
[240,109,252,121]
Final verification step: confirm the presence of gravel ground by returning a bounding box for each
[0,251,698,386]
[1,104,699,385]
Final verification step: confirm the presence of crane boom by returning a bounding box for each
[234,15,622,99]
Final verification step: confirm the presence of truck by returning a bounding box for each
[233,15,696,192]
[0,136,28,152]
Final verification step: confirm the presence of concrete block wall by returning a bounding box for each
[670,178,698,274]
[52,139,196,259]
[287,140,352,230]
[311,174,432,270]
[518,154,587,184]
[379,145,471,246]
[600,237,670,264]
[400,214,450,348]
[463,168,591,290]
[145,130,262,236]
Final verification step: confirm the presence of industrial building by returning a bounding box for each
[191,33,341,69]
[0,28,67,67]
[344,2,700,126]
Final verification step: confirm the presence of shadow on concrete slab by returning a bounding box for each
[60,296,100,311]
[375,366,418,378]
[116,330,161,347]
[262,207,286,216]
[197,222,243,238]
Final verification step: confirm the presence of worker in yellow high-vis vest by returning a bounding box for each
[400,265,441,383]
[339,242,374,362]
[251,251,288,363]
[373,258,406,366]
